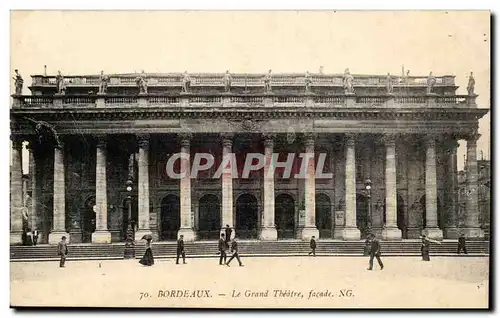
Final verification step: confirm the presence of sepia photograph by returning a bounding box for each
[8,10,491,309]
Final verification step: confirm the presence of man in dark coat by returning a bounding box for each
[367,233,384,270]
[224,225,232,243]
[457,233,467,254]
[226,238,244,267]
[308,236,317,256]
[57,236,69,268]
[32,229,39,246]
[176,235,186,264]
[218,234,228,265]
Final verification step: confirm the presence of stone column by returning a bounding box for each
[48,141,70,244]
[27,142,41,233]
[92,137,111,243]
[342,134,361,240]
[381,135,402,240]
[10,136,24,244]
[220,134,235,233]
[134,135,153,240]
[260,134,278,240]
[423,136,443,240]
[178,133,196,241]
[463,134,484,238]
[443,139,460,238]
[300,133,319,239]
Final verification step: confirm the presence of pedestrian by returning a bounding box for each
[363,237,371,256]
[421,235,431,261]
[224,225,232,243]
[457,233,468,254]
[218,233,228,265]
[57,236,69,268]
[32,229,39,246]
[367,233,384,270]
[139,236,154,266]
[176,235,187,264]
[308,236,317,256]
[226,238,244,267]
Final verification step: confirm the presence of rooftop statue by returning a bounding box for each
[55,70,65,95]
[135,70,148,94]
[98,70,110,94]
[305,71,312,93]
[13,69,23,95]
[426,71,436,94]
[467,72,475,96]
[182,71,191,93]
[386,72,393,94]
[223,70,232,92]
[264,69,272,93]
[343,68,354,94]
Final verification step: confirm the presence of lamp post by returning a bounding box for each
[123,178,135,259]
[364,178,372,235]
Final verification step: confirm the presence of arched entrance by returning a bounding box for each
[420,195,443,232]
[236,193,259,239]
[198,194,221,240]
[315,193,332,238]
[160,195,180,241]
[275,194,295,239]
[356,194,369,238]
[122,195,138,241]
[397,194,406,238]
[82,195,96,243]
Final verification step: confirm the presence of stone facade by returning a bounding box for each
[10,71,488,244]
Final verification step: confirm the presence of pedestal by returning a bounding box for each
[177,228,197,241]
[10,231,23,245]
[91,230,112,243]
[461,227,484,239]
[443,226,460,239]
[345,93,356,107]
[96,97,105,108]
[341,227,361,240]
[299,227,319,240]
[135,230,152,242]
[423,227,443,240]
[48,231,70,244]
[381,226,402,240]
[259,227,278,240]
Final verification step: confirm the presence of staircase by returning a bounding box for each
[10,240,489,261]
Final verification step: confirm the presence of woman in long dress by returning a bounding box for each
[421,235,430,261]
[139,238,154,266]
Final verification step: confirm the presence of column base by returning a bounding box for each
[259,227,278,240]
[177,228,197,241]
[423,227,443,240]
[341,227,361,240]
[381,226,402,240]
[299,227,319,240]
[91,230,112,243]
[48,231,70,244]
[135,230,152,242]
[461,227,484,239]
[443,227,460,239]
[10,231,23,245]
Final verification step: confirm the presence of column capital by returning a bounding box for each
[344,133,356,147]
[137,134,150,149]
[303,132,316,147]
[178,133,193,148]
[423,135,437,147]
[380,134,396,147]
[219,133,234,147]
[10,135,24,147]
[466,133,481,143]
[95,135,107,148]
[262,133,275,148]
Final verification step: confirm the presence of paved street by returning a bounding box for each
[10,256,489,308]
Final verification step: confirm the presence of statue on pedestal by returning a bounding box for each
[182,71,191,93]
[386,72,393,94]
[223,70,232,92]
[305,71,312,93]
[13,69,23,95]
[264,69,272,93]
[98,70,110,94]
[467,72,475,96]
[135,70,148,94]
[343,68,355,94]
[55,70,65,95]
[426,71,436,94]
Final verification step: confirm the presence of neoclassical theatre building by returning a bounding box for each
[9,70,488,244]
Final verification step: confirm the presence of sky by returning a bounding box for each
[9,10,490,171]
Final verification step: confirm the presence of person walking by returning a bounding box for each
[32,229,39,246]
[421,235,431,261]
[457,233,468,254]
[218,234,228,265]
[224,225,232,243]
[308,236,317,256]
[139,236,154,266]
[176,235,187,264]
[226,238,244,267]
[367,233,384,270]
[57,236,69,268]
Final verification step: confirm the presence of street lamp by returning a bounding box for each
[124,178,135,259]
[364,178,372,235]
